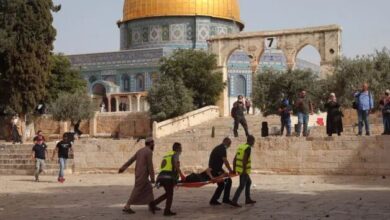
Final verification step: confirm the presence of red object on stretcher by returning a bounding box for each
[177,174,238,188]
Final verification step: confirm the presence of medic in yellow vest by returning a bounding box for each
[152,143,185,216]
[231,135,257,207]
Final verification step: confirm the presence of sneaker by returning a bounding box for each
[245,199,257,205]
[163,210,177,216]
[222,200,233,205]
[209,201,222,206]
[230,202,242,208]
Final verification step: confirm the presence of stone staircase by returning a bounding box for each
[0,143,74,175]
[155,114,384,151]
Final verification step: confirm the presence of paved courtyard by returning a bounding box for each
[1,174,390,220]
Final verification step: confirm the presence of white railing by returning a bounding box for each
[153,106,220,139]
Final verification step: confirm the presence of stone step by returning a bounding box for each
[0,168,72,175]
[0,163,73,170]
[0,159,74,165]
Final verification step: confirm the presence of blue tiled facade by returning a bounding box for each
[69,16,319,100]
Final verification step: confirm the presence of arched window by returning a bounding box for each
[122,74,130,92]
[235,75,246,97]
[136,74,145,91]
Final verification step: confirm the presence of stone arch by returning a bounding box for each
[92,83,106,96]
[295,44,322,74]
[227,48,253,110]
[208,25,342,116]
[91,82,108,112]
[295,43,323,63]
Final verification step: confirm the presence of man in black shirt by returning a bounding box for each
[31,137,48,182]
[209,137,234,205]
[231,95,250,137]
[52,133,73,183]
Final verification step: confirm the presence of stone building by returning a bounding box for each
[69,0,319,113]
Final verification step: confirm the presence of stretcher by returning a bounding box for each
[177,174,238,188]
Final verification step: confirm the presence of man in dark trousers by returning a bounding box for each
[231,95,250,137]
[151,142,185,216]
[231,135,256,207]
[209,137,234,205]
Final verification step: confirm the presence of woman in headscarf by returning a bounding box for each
[324,93,343,136]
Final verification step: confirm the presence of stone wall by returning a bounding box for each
[94,112,151,138]
[0,112,150,141]
[73,136,390,176]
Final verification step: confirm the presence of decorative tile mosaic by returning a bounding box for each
[149,25,161,42]
[162,24,170,41]
[142,27,149,42]
[170,24,185,41]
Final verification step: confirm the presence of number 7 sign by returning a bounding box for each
[265,37,277,49]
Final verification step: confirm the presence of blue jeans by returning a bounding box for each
[281,117,291,136]
[358,110,370,135]
[297,112,309,136]
[59,158,67,178]
[232,173,252,203]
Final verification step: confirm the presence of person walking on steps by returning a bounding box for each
[31,137,48,182]
[230,135,256,207]
[118,138,159,215]
[209,137,235,206]
[151,143,186,216]
[231,95,250,137]
[51,133,73,183]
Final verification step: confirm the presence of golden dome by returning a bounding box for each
[122,0,244,29]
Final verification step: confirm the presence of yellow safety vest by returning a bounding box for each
[235,144,251,174]
[160,151,175,172]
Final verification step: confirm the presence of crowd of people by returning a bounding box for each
[119,136,256,216]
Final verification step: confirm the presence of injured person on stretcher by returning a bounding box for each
[181,168,230,184]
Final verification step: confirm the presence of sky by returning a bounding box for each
[52,0,390,64]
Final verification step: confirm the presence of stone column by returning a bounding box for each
[115,96,120,112]
[127,95,132,112]
[320,61,335,79]
[143,96,148,112]
[216,65,229,117]
[89,112,98,137]
[136,94,141,112]
[108,95,112,112]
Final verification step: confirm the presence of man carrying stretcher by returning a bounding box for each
[208,137,235,205]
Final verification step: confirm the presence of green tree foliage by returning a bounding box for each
[147,78,194,122]
[46,54,86,102]
[160,49,225,108]
[49,92,95,125]
[252,69,327,116]
[0,0,58,115]
[328,48,390,107]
